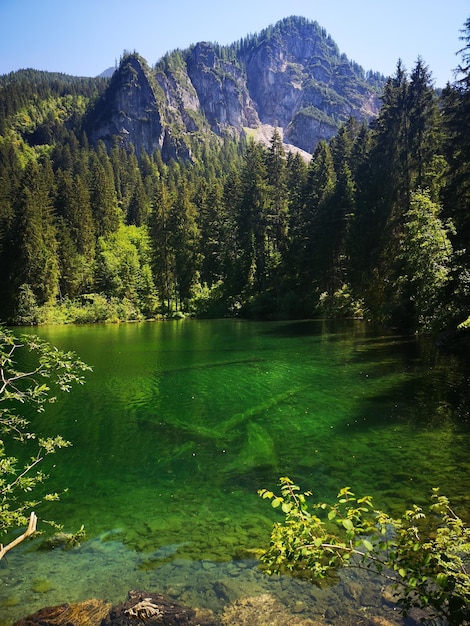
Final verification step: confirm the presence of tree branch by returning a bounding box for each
[0,511,37,560]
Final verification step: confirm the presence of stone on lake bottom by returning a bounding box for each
[13,598,112,626]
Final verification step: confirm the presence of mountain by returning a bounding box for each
[87,16,385,160]
[98,67,115,78]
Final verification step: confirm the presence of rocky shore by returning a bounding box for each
[13,586,430,626]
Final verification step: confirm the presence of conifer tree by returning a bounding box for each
[237,140,269,293]
[283,151,308,292]
[407,58,443,195]
[168,181,200,309]
[55,170,95,297]
[88,148,120,238]
[149,182,175,313]
[126,175,150,227]
[301,141,337,295]
[12,160,59,311]
[265,130,289,257]
[196,179,226,288]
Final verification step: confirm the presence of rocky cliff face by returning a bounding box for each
[87,16,384,159]
[88,55,192,161]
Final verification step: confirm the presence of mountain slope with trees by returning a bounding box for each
[0,15,469,336]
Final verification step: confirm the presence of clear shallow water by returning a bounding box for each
[1,319,469,624]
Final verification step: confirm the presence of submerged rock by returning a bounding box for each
[14,587,412,626]
[13,591,219,626]
[102,590,198,625]
[220,593,322,625]
[14,598,111,626]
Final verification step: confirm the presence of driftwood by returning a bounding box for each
[0,511,37,560]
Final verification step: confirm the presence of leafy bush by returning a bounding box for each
[317,284,364,318]
[0,327,90,557]
[259,477,470,625]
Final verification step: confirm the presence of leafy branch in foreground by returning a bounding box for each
[0,326,91,556]
[259,477,470,625]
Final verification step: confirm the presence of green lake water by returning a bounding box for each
[1,319,469,624]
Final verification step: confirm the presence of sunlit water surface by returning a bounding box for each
[1,319,469,624]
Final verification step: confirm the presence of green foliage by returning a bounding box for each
[394,191,454,331]
[318,284,364,318]
[458,316,470,329]
[0,327,91,542]
[36,294,150,324]
[259,477,470,625]
[0,19,469,333]
[39,524,86,551]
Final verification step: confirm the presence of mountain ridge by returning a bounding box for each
[87,16,386,160]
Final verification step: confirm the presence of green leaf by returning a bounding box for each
[436,573,448,588]
[342,518,354,531]
[362,539,373,551]
[271,498,282,508]
[328,509,336,521]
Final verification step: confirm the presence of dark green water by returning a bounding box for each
[1,319,469,624]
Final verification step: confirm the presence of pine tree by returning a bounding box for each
[55,170,95,297]
[196,178,226,288]
[352,62,410,322]
[301,140,337,295]
[168,181,200,309]
[237,140,269,293]
[407,58,443,195]
[12,160,59,310]
[126,174,150,226]
[149,182,175,313]
[265,130,289,257]
[88,148,120,237]
[283,151,308,292]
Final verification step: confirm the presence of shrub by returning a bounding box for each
[259,477,470,625]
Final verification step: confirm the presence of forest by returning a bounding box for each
[0,19,469,336]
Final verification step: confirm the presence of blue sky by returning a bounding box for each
[0,0,468,87]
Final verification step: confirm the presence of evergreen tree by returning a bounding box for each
[168,181,201,309]
[126,174,150,226]
[283,151,308,292]
[301,141,337,296]
[220,169,243,298]
[265,130,289,257]
[407,58,443,195]
[352,62,410,322]
[237,140,269,293]
[149,182,175,313]
[55,170,95,297]
[196,178,226,288]
[12,160,59,311]
[88,148,120,237]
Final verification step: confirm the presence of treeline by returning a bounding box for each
[0,69,108,135]
[0,22,469,332]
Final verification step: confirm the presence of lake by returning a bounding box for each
[1,319,469,624]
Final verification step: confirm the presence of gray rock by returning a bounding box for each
[87,18,384,161]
